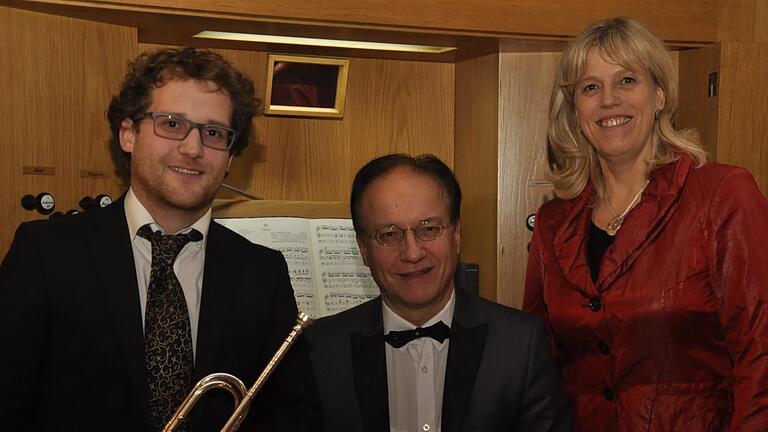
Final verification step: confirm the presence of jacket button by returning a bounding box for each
[602,386,615,401]
[588,296,602,312]
[597,340,610,355]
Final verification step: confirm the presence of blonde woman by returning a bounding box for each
[524,17,768,431]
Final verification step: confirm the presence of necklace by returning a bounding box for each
[605,179,649,236]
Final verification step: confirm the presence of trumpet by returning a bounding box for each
[163,312,313,432]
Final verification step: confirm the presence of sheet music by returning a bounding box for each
[217,217,317,316]
[309,220,379,316]
[217,217,378,318]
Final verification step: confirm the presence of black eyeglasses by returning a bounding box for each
[133,112,236,151]
[368,219,449,247]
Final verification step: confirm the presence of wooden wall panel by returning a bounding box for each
[256,56,454,201]
[677,45,720,160]
[497,47,561,309]
[454,52,499,301]
[718,0,768,43]
[717,42,768,194]
[760,1,768,42]
[0,9,9,170]
[1,6,136,257]
[141,43,455,202]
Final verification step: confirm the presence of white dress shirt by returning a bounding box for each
[383,290,456,432]
[124,188,210,358]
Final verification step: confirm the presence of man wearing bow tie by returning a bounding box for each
[305,154,571,432]
[0,47,319,431]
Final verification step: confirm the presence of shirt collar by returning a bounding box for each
[124,187,212,241]
[382,289,455,334]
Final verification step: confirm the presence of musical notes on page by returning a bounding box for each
[324,292,379,314]
[217,217,378,318]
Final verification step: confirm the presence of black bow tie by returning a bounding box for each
[384,321,451,348]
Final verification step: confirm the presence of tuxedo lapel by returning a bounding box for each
[442,289,488,432]
[195,221,238,377]
[88,197,151,426]
[350,299,389,432]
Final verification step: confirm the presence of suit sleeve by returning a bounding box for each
[249,249,322,432]
[707,169,768,431]
[0,223,49,431]
[517,317,572,432]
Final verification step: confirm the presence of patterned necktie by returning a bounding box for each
[138,224,203,431]
[384,321,451,348]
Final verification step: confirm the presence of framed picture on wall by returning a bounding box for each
[264,54,350,118]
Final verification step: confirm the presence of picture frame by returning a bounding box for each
[264,54,350,118]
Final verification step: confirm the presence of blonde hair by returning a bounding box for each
[547,17,706,200]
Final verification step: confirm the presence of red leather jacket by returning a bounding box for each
[524,154,768,431]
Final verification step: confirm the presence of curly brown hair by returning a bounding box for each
[106,47,259,184]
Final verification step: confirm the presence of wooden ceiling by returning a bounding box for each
[2,0,716,61]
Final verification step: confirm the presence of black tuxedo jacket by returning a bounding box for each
[0,197,319,431]
[305,288,571,432]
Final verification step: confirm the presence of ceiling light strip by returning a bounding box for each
[194,31,455,54]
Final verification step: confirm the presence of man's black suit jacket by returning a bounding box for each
[305,288,571,432]
[0,197,319,431]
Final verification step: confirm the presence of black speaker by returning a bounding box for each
[454,262,479,296]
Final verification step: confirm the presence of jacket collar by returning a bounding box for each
[553,154,695,294]
[442,288,488,432]
[88,194,152,429]
[350,298,389,432]
[350,289,488,432]
[194,220,241,378]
